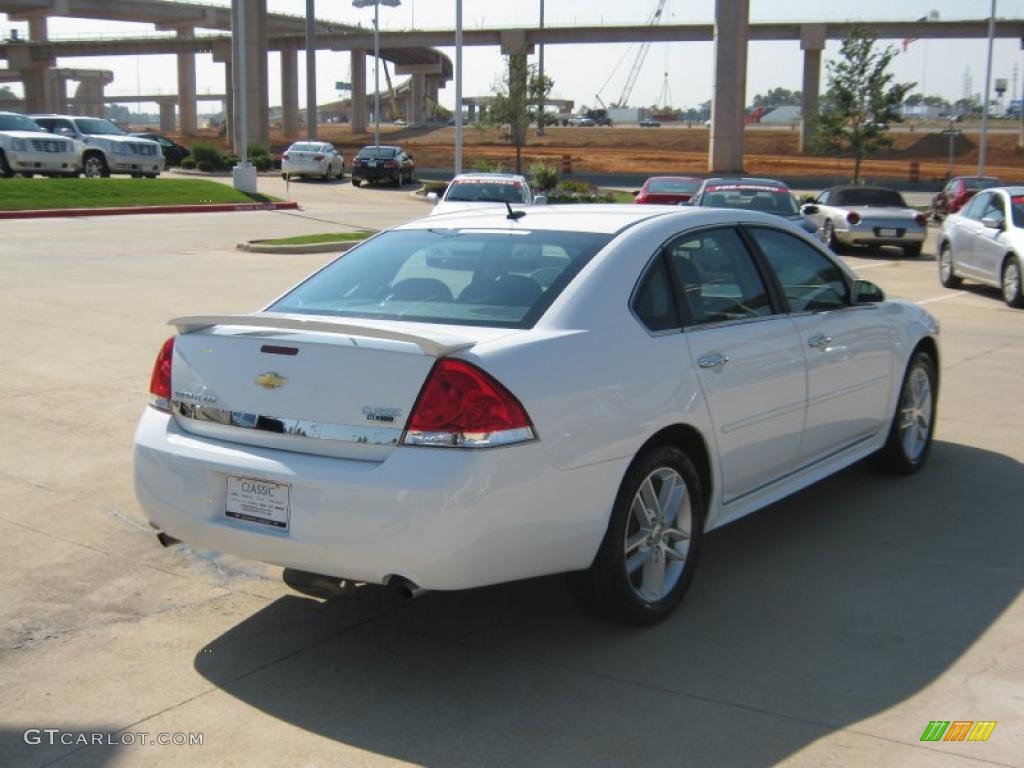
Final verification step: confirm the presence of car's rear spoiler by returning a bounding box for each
[169,313,476,357]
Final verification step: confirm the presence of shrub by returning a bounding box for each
[529,161,558,192]
[472,159,504,173]
[545,180,615,204]
[196,159,217,173]
[189,142,228,169]
[180,157,196,170]
[421,180,449,197]
[559,180,591,195]
[248,143,273,171]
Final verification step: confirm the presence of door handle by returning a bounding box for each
[697,353,730,369]
[807,334,832,349]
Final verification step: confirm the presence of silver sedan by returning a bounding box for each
[938,186,1024,308]
[802,186,928,258]
[281,141,344,181]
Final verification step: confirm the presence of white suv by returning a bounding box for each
[31,115,164,178]
[0,111,81,178]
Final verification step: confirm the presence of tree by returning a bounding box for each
[0,86,15,101]
[488,56,553,175]
[812,26,915,183]
[752,87,802,108]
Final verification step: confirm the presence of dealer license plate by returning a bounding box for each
[225,476,290,530]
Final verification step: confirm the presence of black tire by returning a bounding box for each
[281,172,288,180]
[938,243,962,288]
[82,153,110,178]
[570,445,704,625]
[324,165,335,182]
[394,173,402,187]
[872,350,937,475]
[824,220,845,254]
[144,173,159,179]
[352,178,362,187]
[0,151,14,178]
[903,243,923,259]
[18,172,33,178]
[1002,257,1024,309]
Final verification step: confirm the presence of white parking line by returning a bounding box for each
[849,261,895,271]
[916,293,965,305]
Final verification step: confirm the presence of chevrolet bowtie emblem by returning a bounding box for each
[255,372,287,390]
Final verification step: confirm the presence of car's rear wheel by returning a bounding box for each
[938,243,962,288]
[352,178,362,187]
[1002,258,1024,308]
[0,150,12,178]
[903,243,923,259]
[824,220,845,254]
[324,164,335,182]
[83,153,109,178]
[570,445,704,624]
[873,349,937,474]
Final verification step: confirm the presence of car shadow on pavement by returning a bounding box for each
[188,440,1021,767]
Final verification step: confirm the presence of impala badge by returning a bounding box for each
[255,372,287,390]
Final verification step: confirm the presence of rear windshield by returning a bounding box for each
[269,228,612,328]
[289,142,325,152]
[0,114,45,132]
[699,185,799,215]
[832,188,906,207]
[965,177,1000,190]
[356,147,396,159]
[445,180,528,204]
[647,179,699,194]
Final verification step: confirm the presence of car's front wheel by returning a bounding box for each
[903,243,923,258]
[939,243,961,288]
[1003,257,1024,308]
[82,153,109,178]
[873,349,937,474]
[352,177,362,187]
[571,445,704,624]
[0,150,14,178]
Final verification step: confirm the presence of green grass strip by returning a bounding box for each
[255,231,376,246]
[0,178,276,211]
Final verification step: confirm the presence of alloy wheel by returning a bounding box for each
[899,364,933,462]
[624,467,692,602]
[1003,262,1021,304]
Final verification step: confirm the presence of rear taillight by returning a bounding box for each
[282,153,289,160]
[846,211,861,225]
[149,336,175,411]
[402,359,535,448]
[384,161,398,168]
[914,213,927,226]
[313,154,324,161]
[635,193,648,204]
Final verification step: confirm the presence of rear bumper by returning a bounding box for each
[133,407,621,590]
[352,166,398,180]
[282,161,328,175]
[835,227,926,247]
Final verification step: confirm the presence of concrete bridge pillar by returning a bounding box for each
[426,78,440,120]
[799,24,826,153]
[175,26,198,134]
[280,48,300,138]
[20,68,51,113]
[74,76,108,117]
[708,0,750,173]
[409,73,425,124]
[159,101,176,132]
[467,102,476,123]
[350,49,367,134]
[231,0,269,149]
[212,40,233,143]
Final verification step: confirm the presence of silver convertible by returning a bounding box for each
[938,186,1024,308]
[802,186,928,258]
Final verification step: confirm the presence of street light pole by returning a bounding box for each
[353,0,400,149]
[978,0,996,175]
[455,0,463,174]
[537,0,545,135]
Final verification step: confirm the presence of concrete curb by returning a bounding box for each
[238,239,362,254]
[0,201,300,220]
[169,168,282,178]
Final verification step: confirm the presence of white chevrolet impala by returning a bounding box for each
[134,205,941,624]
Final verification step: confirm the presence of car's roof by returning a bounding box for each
[702,177,788,188]
[828,185,900,193]
[646,176,701,182]
[451,173,528,182]
[954,175,1001,181]
[357,144,400,151]
[993,186,1024,195]
[399,203,722,234]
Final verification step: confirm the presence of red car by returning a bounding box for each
[634,176,702,205]
[932,176,1001,219]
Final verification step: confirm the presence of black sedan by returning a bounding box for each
[350,145,415,187]
[129,133,191,167]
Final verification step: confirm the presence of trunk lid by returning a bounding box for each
[168,314,513,461]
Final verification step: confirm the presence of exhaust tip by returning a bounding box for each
[387,576,426,601]
[156,532,181,548]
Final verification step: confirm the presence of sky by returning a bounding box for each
[2,0,1023,114]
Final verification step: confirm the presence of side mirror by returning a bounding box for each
[426,192,438,203]
[981,214,1004,230]
[534,194,547,205]
[801,204,819,215]
[854,279,885,304]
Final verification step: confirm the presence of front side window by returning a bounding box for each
[816,189,830,205]
[981,194,1007,227]
[665,227,773,326]
[960,192,990,221]
[748,227,849,312]
[269,228,611,329]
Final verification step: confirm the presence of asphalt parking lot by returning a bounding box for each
[1,180,1022,768]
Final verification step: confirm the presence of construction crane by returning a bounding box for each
[599,0,668,108]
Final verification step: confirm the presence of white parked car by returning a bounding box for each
[134,206,940,624]
[427,172,546,216]
[803,185,928,258]
[30,114,163,178]
[281,141,344,181]
[938,186,1024,308]
[0,111,81,178]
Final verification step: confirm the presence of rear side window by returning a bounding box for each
[748,227,849,312]
[666,228,773,325]
[632,258,679,332]
[269,229,611,329]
